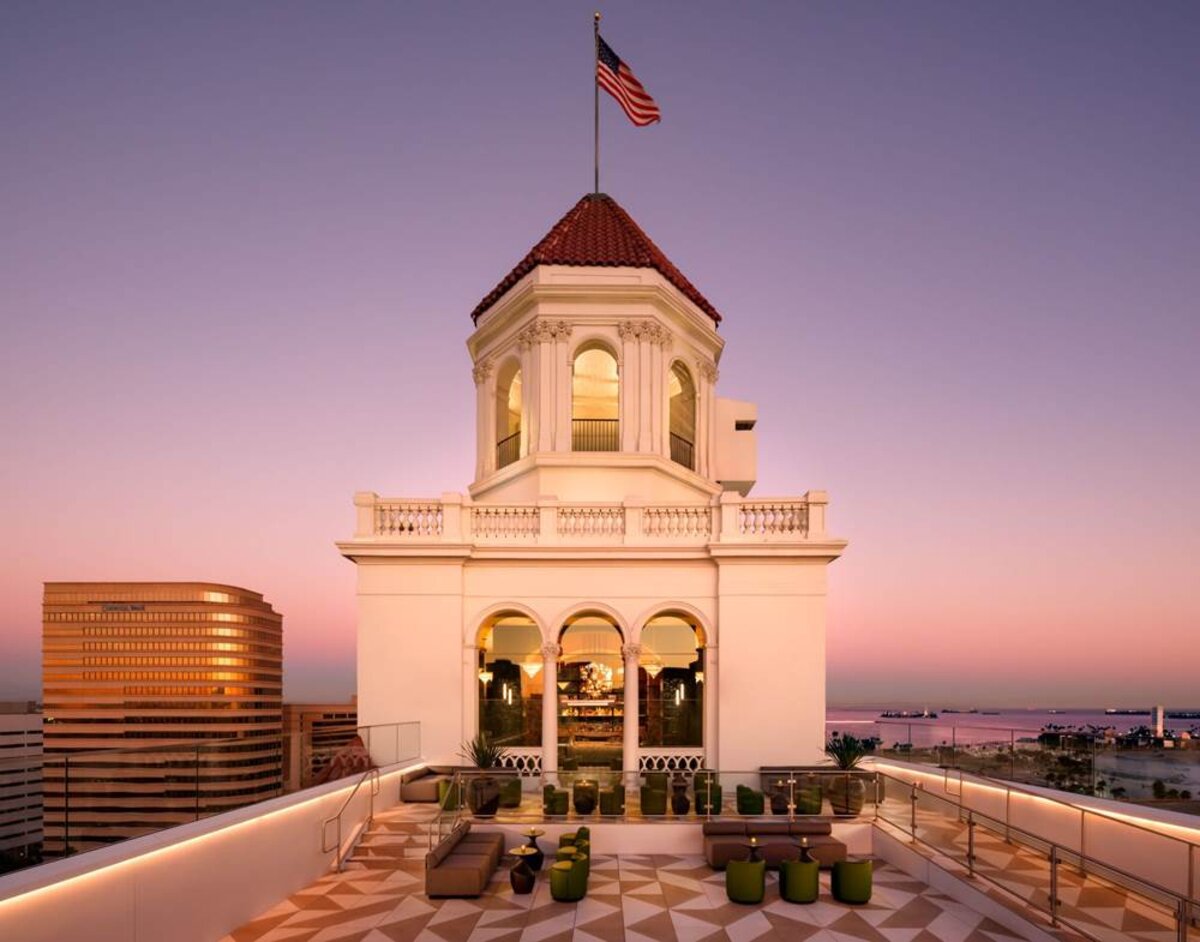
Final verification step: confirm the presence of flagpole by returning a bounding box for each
[593,11,600,194]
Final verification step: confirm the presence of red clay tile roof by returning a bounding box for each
[470,193,721,325]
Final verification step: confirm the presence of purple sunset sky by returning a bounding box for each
[2,2,1197,707]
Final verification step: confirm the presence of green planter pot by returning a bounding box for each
[824,774,866,817]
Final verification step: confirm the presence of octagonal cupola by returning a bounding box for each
[466,193,756,503]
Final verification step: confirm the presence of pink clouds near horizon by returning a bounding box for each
[1,2,1197,707]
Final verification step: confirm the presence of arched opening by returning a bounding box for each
[668,362,696,470]
[572,346,619,452]
[477,613,542,747]
[639,613,704,748]
[495,362,522,469]
[557,613,624,769]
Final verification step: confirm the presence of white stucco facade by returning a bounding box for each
[339,198,846,776]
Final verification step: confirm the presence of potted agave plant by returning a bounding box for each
[824,732,870,817]
[460,732,508,817]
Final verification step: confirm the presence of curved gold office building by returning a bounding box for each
[42,582,283,855]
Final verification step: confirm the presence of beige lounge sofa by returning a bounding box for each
[425,822,505,898]
[702,820,847,869]
[399,765,457,803]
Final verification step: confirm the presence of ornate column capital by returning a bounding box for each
[621,642,642,662]
[617,320,642,341]
[540,642,562,661]
[472,358,494,386]
[644,323,672,348]
[698,360,719,383]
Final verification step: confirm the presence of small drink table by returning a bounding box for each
[743,836,763,863]
[795,836,814,863]
[520,827,546,871]
[508,845,539,895]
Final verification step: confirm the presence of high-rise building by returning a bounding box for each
[41,582,283,855]
[0,702,43,869]
[281,699,358,792]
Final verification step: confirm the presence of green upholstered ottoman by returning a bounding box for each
[831,858,873,904]
[599,785,625,816]
[725,859,766,904]
[559,824,590,848]
[543,784,568,816]
[780,858,820,903]
[549,854,588,901]
[736,784,765,815]
[640,786,667,816]
[498,777,522,808]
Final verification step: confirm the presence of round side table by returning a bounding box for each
[520,827,546,871]
[508,845,539,894]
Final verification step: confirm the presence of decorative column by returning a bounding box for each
[535,323,555,452]
[621,642,642,785]
[553,321,573,451]
[540,642,561,775]
[647,325,671,457]
[703,644,718,770]
[637,329,652,452]
[517,325,539,457]
[699,361,719,480]
[617,321,639,452]
[472,358,494,478]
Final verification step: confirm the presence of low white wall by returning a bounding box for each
[0,761,421,942]
[870,758,1199,901]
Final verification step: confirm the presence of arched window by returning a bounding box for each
[668,363,696,470]
[639,614,704,748]
[477,614,542,747]
[572,347,619,452]
[495,363,522,469]
[558,613,624,768]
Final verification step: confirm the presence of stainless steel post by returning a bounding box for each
[967,812,975,878]
[1050,845,1059,926]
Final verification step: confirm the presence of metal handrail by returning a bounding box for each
[875,769,1197,940]
[870,757,1200,859]
[320,767,380,868]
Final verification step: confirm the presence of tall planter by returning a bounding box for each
[824,733,870,818]
[468,776,501,817]
[824,774,866,817]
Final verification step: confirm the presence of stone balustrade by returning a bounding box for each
[354,492,829,546]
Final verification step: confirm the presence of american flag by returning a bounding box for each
[597,35,660,127]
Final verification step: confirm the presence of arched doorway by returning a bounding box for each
[477,613,542,748]
[639,613,705,749]
[572,346,619,451]
[557,613,624,769]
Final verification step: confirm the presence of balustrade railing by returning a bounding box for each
[356,493,828,544]
[496,431,520,469]
[642,505,711,538]
[738,500,808,537]
[572,418,619,452]
[472,505,539,539]
[669,433,694,470]
[557,505,624,537]
[375,501,443,537]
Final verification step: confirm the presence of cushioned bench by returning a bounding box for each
[400,765,457,802]
[424,822,505,898]
[702,820,847,870]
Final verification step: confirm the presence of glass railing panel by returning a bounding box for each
[11,721,419,877]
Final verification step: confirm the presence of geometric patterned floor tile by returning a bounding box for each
[221,798,1189,942]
